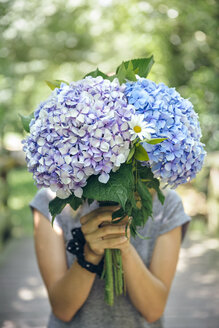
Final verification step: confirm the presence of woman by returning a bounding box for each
[30,187,190,328]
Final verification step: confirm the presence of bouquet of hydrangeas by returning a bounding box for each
[21,57,206,305]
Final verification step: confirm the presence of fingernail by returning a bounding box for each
[120,236,127,241]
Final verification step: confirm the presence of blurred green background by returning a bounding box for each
[0,0,219,248]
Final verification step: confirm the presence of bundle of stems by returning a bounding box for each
[101,249,124,306]
[99,201,126,306]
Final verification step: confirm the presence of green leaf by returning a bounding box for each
[130,180,153,228]
[135,230,150,240]
[128,192,138,211]
[82,164,134,210]
[126,147,135,164]
[137,179,152,204]
[87,198,94,205]
[49,193,82,224]
[138,165,154,180]
[145,178,165,205]
[84,68,114,81]
[137,164,165,205]
[69,195,83,210]
[116,60,137,84]
[137,180,153,220]
[111,207,125,220]
[111,207,126,225]
[45,79,69,90]
[130,223,137,238]
[131,208,144,226]
[116,62,127,84]
[19,112,35,133]
[134,144,149,161]
[49,196,70,224]
[125,70,137,82]
[116,56,154,78]
[125,61,137,81]
[146,138,167,145]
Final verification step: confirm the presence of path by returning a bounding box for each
[0,238,49,328]
[165,233,219,328]
[0,233,218,328]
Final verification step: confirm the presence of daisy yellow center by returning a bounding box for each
[134,125,142,133]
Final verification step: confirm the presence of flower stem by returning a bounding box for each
[104,249,114,306]
[114,249,123,295]
[113,251,119,296]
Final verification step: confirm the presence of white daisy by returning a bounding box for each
[128,114,155,141]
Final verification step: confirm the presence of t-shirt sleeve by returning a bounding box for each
[158,189,191,241]
[29,188,62,228]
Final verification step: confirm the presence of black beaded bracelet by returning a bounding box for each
[66,227,104,277]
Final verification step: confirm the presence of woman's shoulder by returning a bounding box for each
[31,187,55,204]
[161,188,187,219]
[29,188,55,218]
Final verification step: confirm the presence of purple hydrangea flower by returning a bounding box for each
[23,76,135,198]
[125,78,206,188]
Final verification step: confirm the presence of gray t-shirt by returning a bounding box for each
[30,188,190,328]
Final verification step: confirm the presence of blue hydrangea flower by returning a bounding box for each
[23,76,135,198]
[125,78,206,188]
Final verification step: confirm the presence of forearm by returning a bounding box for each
[122,245,168,323]
[49,245,102,322]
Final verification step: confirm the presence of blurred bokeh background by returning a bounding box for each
[0,1,219,327]
[0,0,218,246]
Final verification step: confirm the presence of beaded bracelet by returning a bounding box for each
[66,227,104,277]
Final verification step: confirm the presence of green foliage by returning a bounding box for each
[137,164,165,204]
[46,79,69,90]
[115,57,154,83]
[47,161,164,238]
[116,62,128,84]
[7,168,37,236]
[126,146,135,163]
[84,68,113,81]
[134,144,149,161]
[49,194,83,224]
[116,56,154,78]
[19,113,34,133]
[146,179,165,205]
[145,138,167,145]
[111,207,126,221]
[127,138,166,164]
[49,196,71,224]
[83,164,134,210]
[48,164,135,221]
[69,196,83,210]
[116,61,137,84]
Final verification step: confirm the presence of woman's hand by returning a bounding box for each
[80,206,131,263]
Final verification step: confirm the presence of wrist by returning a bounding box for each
[121,243,134,261]
[84,243,103,265]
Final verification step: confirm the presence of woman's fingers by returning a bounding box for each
[99,235,129,249]
[85,224,127,242]
[86,226,130,255]
[81,213,111,234]
[111,215,131,226]
[89,235,129,255]
[80,206,131,256]
[81,209,121,234]
[80,207,106,225]
[80,206,120,226]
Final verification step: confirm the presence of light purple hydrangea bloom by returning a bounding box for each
[23,76,135,199]
[125,78,206,188]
